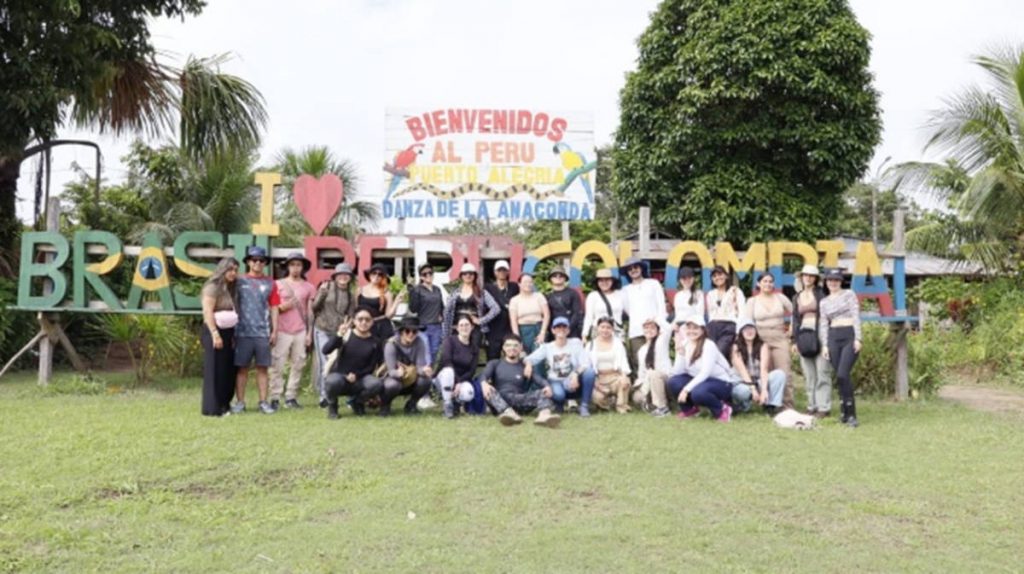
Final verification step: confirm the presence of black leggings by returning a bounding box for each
[827,326,858,407]
[707,320,737,358]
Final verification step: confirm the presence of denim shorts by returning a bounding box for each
[235,336,272,368]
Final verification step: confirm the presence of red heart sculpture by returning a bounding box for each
[293,174,344,236]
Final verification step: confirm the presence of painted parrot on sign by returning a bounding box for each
[553,143,596,202]
[383,143,424,199]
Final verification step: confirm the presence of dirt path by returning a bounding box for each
[939,385,1024,415]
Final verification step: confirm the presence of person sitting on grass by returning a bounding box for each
[435,316,481,419]
[731,319,786,415]
[322,306,384,420]
[524,316,595,417]
[633,316,673,417]
[666,314,739,423]
[380,316,434,417]
[587,316,632,414]
[479,334,560,428]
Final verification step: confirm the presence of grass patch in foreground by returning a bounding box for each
[0,373,1022,573]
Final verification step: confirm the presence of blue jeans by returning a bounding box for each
[731,370,786,412]
[421,323,444,363]
[519,323,542,354]
[548,368,596,410]
[666,374,733,418]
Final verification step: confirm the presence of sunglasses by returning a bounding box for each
[400,328,418,335]
[355,316,373,322]
[503,342,521,348]
[420,271,433,277]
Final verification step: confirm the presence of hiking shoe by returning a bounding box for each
[498,408,522,426]
[579,404,591,418]
[533,409,561,429]
[285,399,302,409]
[815,410,831,419]
[844,416,859,428]
[443,401,455,419]
[716,403,733,423]
[351,401,367,416]
[404,402,421,416]
[567,399,579,413]
[651,407,671,418]
[327,403,340,420]
[319,398,329,409]
[417,396,437,410]
[677,406,700,419]
[231,401,246,414]
[269,399,280,411]
[259,401,275,415]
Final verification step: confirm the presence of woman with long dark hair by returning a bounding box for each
[442,263,499,348]
[672,267,704,323]
[705,265,746,358]
[791,264,832,417]
[509,273,549,353]
[745,272,794,408]
[312,262,356,408]
[200,257,240,416]
[358,263,404,340]
[731,319,786,415]
[634,316,672,417]
[819,268,862,428]
[665,314,738,422]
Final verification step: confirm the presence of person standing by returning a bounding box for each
[322,306,385,420]
[232,246,280,415]
[819,268,862,428]
[311,262,356,408]
[672,267,705,323]
[791,264,832,417]
[706,265,746,358]
[479,334,561,428]
[746,272,794,408]
[483,260,520,361]
[582,268,624,342]
[442,263,500,348]
[524,316,595,417]
[509,273,549,353]
[621,257,668,372]
[545,266,583,340]
[380,316,434,416]
[408,263,446,361]
[269,252,314,410]
[200,258,240,416]
[359,263,403,341]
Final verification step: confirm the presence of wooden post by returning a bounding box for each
[892,209,909,400]
[638,207,650,256]
[561,221,571,268]
[38,197,60,386]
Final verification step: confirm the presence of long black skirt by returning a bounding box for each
[201,327,236,416]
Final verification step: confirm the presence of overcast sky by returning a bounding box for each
[16,0,1024,233]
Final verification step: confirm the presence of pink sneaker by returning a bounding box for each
[716,403,733,423]
[677,406,700,419]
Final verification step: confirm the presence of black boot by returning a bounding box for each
[379,403,392,417]
[841,400,859,428]
[327,402,339,420]
[404,399,421,415]
[351,400,366,416]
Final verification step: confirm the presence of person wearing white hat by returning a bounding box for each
[582,267,624,343]
[745,272,794,408]
[791,264,833,417]
[730,319,786,414]
[665,313,740,422]
[312,262,356,407]
[269,252,315,410]
[633,316,673,417]
[441,262,500,349]
[483,260,520,361]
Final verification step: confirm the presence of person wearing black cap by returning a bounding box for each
[705,265,746,358]
[380,316,434,416]
[408,263,446,361]
[358,263,404,340]
[819,268,862,427]
[544,266,583,340]
[268,252,314,410]
[483,260,520,361]
[232,246,281,415]
[312,262,356,407]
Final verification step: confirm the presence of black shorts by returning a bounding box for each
[235,336,272,368]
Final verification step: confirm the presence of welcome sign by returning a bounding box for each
[382,108,596,221]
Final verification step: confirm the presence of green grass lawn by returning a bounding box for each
[1,372,1022,573]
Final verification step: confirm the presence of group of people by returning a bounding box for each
[200,248,864,428]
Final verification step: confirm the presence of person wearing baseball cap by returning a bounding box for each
[311,262,356,407]
[620,257,668,374]
[582,268,624,343]
[819,268,862,428]
[484,260,520,361]
[441,262,500,350]
[545,266,583,341]
[665,312,739,422]
[731,318,786,415]
[633,316,673,417]
[231,245,281,415]
[524,315,595,417]
[791,264,832,418]
[268,252,315,410]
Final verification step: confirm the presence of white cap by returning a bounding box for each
[456,383,475,403]
[680,313,706,328]
[459,263,478,275]
[494,260,510,271]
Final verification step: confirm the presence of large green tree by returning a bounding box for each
[614,0,881,245]
[893,47,1024,273]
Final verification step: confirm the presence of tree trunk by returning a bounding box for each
[0,153,25,278]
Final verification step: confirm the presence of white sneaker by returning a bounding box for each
[567,399,579,413]
[417,396,437,410]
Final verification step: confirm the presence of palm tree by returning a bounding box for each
[891,46,1024,273]
[274,145,380,243]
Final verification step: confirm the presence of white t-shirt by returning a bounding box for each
[622,278,667,339]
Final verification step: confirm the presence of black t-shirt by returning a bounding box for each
[409,284,444,325]
[323,332,382,378]
[480,358,545,395]
[439,335,480,382]
[546,288,583,338]
[485,281,520,331]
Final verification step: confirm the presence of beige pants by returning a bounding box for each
[592,372,632,413]
[631,370,668,410]
[270,331,307,401]
[758,327,793,408]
